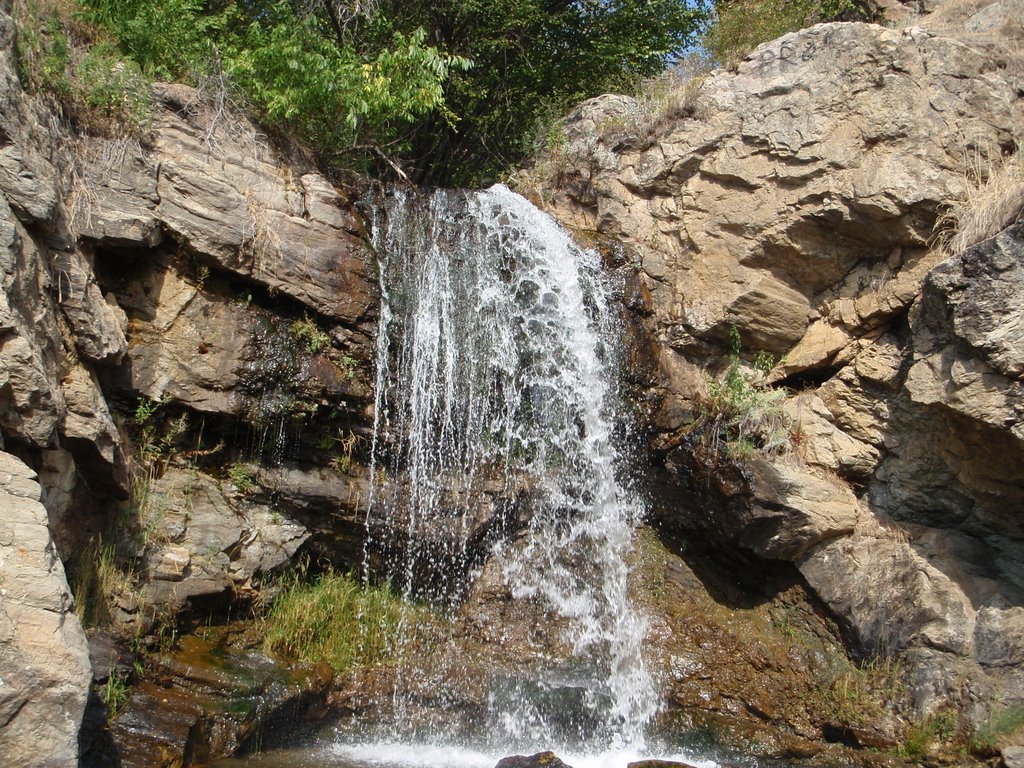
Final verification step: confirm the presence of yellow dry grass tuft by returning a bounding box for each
[937,149,1024,254]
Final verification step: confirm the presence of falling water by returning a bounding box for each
[363,184,657,755]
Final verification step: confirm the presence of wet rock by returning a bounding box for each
[0,451,92,766]
[495,752,573,768]
[108,633,333,768]
[627,760,699,768]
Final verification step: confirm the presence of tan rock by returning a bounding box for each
[788,393,880,478]
[798,528,976,656]
[743,458,862,559]
[0,451,91,767]
[74,83,375,326]
[770,321,850,383]
[61,362,128,495]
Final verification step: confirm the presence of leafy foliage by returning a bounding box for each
[75,42,152,130]
[289,314,332,354]
[66,0,705,182]
[369,0,709,184]
[77,0,220,80]
[75,0,469,168]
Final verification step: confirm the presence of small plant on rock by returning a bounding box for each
[290,314,331,355]
[101,669,130,718]
[227,461,256,494]
[701,325,791,458]
[971,704,1024,755]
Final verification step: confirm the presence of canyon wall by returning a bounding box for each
[1,0,1023,763]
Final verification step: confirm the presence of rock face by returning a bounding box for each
[535,0,1024,737]
[104,632,333,768]
[0,451,92,767]
[0,3,378,761]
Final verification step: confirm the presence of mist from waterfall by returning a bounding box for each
[363,184,657,754]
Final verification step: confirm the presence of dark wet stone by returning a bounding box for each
[107,631,333,767]
[495,751,574,768]
[628,760,700,768]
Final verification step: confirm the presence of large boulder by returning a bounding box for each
[72,84,375,328]
[543,18,1017,361]
[0,451,92,767]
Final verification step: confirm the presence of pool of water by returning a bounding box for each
[212,741,720,768]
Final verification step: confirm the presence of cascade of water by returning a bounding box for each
[365,184,657,753]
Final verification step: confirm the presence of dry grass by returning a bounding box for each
[936,148,1024,253]
[816,649,909,730]
[242,187,282,275]
[72,537,136,628]
[596,57,712,149]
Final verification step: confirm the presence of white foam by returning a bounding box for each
[324,742,719,768]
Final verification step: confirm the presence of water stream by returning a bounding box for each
[360,185,657,755]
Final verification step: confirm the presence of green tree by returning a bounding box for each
[79,0,469,169]
[369,0,709,185]
[76,0,707,183]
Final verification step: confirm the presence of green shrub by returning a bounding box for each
[74,42,152,133]
[261,570,418,673]
[78,0,217,80]
[227,462,256,494]
[289,315,331,355]
[12,2,72,96]
[702,326,791,457]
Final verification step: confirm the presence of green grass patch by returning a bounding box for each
[971,704,1024,754]
[101,668,130,718]
[261,570,420,674]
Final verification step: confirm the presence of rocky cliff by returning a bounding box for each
[0,5,380,763]
[528,0,1024,750]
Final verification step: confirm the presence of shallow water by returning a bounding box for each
[212,740,721,768]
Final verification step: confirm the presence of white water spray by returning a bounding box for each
[365,184,657,753]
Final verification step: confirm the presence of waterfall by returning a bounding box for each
[363,184,657,754]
